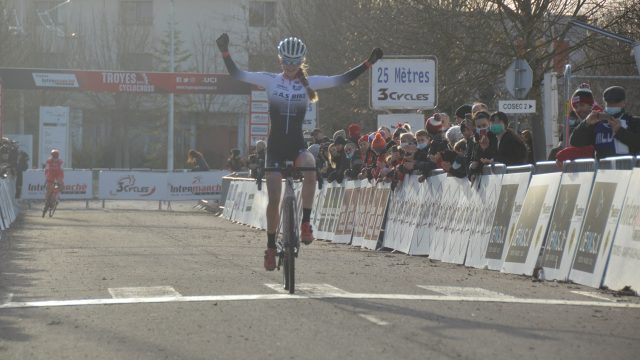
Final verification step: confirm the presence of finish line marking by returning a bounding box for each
[1,285,638,310]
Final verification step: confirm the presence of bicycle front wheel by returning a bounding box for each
[49,199,58,217]
[282,197,296,294]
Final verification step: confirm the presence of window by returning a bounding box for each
[249,1,276,27]
[120,1,154,26]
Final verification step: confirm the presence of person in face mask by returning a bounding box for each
[570,86,640,159]
[489,111,527,165]
[549,84,595,160]
[343,141,363,180]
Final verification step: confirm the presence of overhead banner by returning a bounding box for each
[98,171,167,200]
[0,68,252,95]
[540,172,595,281]
[604,168,640,292]
[570,170,632,288]
[502,173,562,275]
[22,169,93,200]
[166,171,227,201]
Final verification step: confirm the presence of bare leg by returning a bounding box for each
[266,172,282,235]
[295,151,316,209]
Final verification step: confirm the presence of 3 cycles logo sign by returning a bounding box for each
[111,175,156,197]
[377,88,430,101]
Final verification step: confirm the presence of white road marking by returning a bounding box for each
[265,283,351,295]
[1,293,13,304]
[108,286,182,299]
[418,285,515,299]
[0,292,639,310]
[571,291,614,302]
[358,314,390,326]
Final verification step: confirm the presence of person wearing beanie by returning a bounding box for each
[359,132,387,181]
[445,126,464,148]
[425,113,443,136]
[348,123,362,143]
[371,132,386,154]
[455,104,473,125]
[570,85,640,159]
[549,83,595,160]
[333,129,347,142]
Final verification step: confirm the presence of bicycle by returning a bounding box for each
[42,181,61,218]
[264,162,316,294]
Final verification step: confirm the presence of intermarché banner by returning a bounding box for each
[22,170,93,200]
[0,68,252,95]
[98,171,228,201]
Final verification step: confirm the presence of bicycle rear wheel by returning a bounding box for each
[281,197,295,294]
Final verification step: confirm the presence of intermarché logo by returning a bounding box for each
[27,183,88,194]
[169,176,221,195]
[111,175,156,197]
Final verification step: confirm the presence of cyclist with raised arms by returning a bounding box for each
[216,33,383,271]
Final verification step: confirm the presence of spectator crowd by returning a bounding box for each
[235,84,637,190]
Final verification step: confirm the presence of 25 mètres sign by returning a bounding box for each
[371,56,437,110]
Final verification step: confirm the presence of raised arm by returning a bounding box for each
[308,48,383,90]
[216,33,273,87]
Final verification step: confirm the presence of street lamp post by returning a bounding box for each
[168,0,175,171]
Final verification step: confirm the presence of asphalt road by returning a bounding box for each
[0,201,638,360]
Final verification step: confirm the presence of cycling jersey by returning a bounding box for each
[45,158,64,183]
[222,54,370,166]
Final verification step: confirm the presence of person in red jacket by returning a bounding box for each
[44,149,64,202]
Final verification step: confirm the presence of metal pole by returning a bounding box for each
[563,64,572,149]
[167,0,175,171]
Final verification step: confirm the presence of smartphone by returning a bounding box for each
[598,112,611,122]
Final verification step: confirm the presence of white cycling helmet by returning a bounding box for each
[277,37,306,62]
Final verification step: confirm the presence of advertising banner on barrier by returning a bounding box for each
[382,177,412,252]
[441,177,473,264]
[22,169,93,200]
[166,171,226,200]
[478,172,532,270]
[316,182,338,241]
[411,173,446,255]
[502,173,562,276]
[352,181,374,247]
[540,172,595,281]
[430,176,461,260]
[222,181,239,220]
[98,171,166,200]
[334,181,356,244]
[570,170,632,288]
[604,168,640,292]
[464,174,504,268]
[362,183,391,250]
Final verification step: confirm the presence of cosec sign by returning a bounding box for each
[370,56,437,110]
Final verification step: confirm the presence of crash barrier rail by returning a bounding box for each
[0,176,20,231]
[19,169,230,208]
[222,156,640,293]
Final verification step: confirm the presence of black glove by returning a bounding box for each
[368,48,383,64]
[216,33,229,52]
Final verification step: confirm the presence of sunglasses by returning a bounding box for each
[281,58,302,66]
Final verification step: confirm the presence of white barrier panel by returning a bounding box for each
[250,186,268,229]
[352,181,374,247]
[316,182,339,241]
[311,185,327,232]
[166,171,227,201]
[570,169,632,288]
[604,167,640,291]
[465,173,505,268]
[540,172,595,281]
[222,181,239,220]
[441,177,473,264]
[502,173,562,275]
[0,177,18,230]
[382,177,414,252]
[484,172,531,270]
[99,171,167,200]
[22,169,93,200]
[362,183,391,250]
[410,173,446,255]
[429,176,460,260]
[334,181,356,244]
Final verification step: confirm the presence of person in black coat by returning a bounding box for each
[488,111,527,166]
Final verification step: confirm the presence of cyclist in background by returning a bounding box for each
[216,33,383,270]
[44,149,64,204]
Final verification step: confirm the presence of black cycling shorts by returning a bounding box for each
[266,135,307,167]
